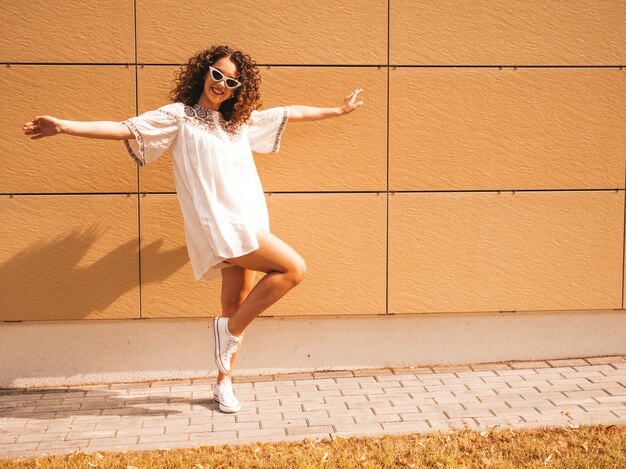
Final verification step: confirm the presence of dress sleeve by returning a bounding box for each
[247,106,290,154]
[121,106,180,166]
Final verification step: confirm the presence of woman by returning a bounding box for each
[22,44,364,413]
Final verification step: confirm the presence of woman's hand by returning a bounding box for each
[22,115,63,139]
[340,88,364,115]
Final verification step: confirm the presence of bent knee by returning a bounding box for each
[286,258,307,286]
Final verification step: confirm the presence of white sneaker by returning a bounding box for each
[213,317,242,374]
[213,377,241,413]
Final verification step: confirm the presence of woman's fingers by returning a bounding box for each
[347,88,363,104]
[341,88,364,114]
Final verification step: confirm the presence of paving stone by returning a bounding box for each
[547,359,589,367]
[475,416,525,427]
[116,426,165,437]
[345,400,387,410]
[470,363,511,371]
[312,371,354,379]
[563,389,610,399]
[338,376,376,385]
[273,372,314,381]
[138,433,190,444]
[188,430,238,442]
[586,356,625,365]
[286,425,333,436]
[376,374,415,382]
[307,416,354,427]
[354,413,401,424]
[432,366,473,373]
[0,442,41,456]
[333,422,383,434]
[260,419,306,429]
[237,428,286,439]
[418,403,464,413]
[283,410,328,421]
[399,411,446,422]
[353,369,392,377]
[495,369,539,376]
[373,405,418,415]
[509,361,551,369]
[36,439,90,451]
[385,419,433,431]
[66,429,116,440]
[189,420,244,433]
[16,432,68,444]
[445,409,493,419]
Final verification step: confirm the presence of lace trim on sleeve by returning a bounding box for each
[122,119,145,166]
[272,106,290,153]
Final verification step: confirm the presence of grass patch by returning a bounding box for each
[2,425,625,468]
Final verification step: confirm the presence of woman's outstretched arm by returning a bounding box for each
[22,115,133,140]
[287,88,364,123]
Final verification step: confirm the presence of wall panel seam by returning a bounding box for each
[2,63,623,69]
[385,0,390,317]
[622,155,626,310]
[133,0,143,319]
[2,189,624,197]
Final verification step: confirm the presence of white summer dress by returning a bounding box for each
[121,102,289,282]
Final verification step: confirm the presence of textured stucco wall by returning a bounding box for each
[0,1,624,377]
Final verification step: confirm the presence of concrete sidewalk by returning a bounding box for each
[1,356,625,460]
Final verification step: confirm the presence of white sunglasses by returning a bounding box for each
[208,65,242,89]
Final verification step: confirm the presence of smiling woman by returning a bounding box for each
[169,45,261,126]
[21,43,364,415]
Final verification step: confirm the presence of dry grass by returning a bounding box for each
[2,425,625,468]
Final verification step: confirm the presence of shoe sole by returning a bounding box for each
[216,399,241,413]
[213,317,229,374]
[214,386,240,413]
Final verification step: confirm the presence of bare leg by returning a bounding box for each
[223,229,306,336]
[216,265,256,384]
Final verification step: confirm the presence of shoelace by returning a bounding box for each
[223,336,241,361]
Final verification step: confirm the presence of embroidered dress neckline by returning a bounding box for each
[176,103,242,142]
[193,103,218,115]
[189,103,220,123]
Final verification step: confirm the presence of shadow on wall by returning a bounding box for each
[0,226,188,320]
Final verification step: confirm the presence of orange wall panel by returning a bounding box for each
[0,195,140,321]
[265,193,387,316]
[390,68,625,191]
[140,193,386,317]
[2,66,137,193]
[0,1,134,63]
[389,191,623,314]
[136,66,386,192]
[136,0,387,64]
[391,0,625,65]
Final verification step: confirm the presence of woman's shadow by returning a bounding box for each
[0,386,221,422]
[0,224,189,320]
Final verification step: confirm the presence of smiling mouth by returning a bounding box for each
[211,86,225,96]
